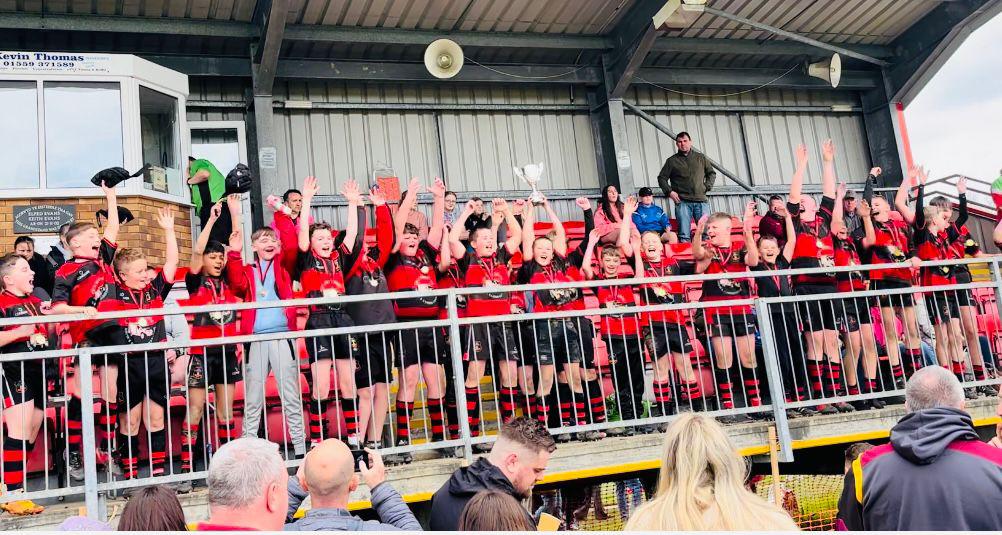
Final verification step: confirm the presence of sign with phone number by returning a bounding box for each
[0,52,130,75]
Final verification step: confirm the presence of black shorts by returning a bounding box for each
[353,332,391,388]
[118,351,168,409]
[837,297,874,333]
[515,321,537,366]
[532,319,583,366]
[871,278,915,308]
[707,313,756,338]
[645,322,692,357]
[187,345,243,388]
[925,291,960,325]
[2,361,47,410]
[605,332,646,368]
[948,287,974,309]
[305,311,356,362]
[396,324,448,368]
[795,285,838,332]
[464,322,520,363]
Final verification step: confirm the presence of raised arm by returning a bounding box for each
[449,201,475,260]
[542,197,567,257]
[788,144,810,205]
[619,196,639,258]
[781,212,796,261]
[438,225,452,272]
[340,179,364,254]
[821,139,837,199]
[692,215,709,262]
[955,177,969,228]
[494,199,522,255]
[101,182,120,244]
[427,178,447,250]
[190,202,222,275]
[298,176,319,252]
[157,207,179,283]
[520,198,536,261]
[832,182,847,229]
[864,167,880,204]
[858,199,876,251]
[393,178,422,253]
[574,197,595,258]
[742,202,759,267]
[895,168,917,225]
[912,168,928,231]
[581,228,602,280]
[371,191,393,268]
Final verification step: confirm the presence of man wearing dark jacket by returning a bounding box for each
[285,440,420,531]
[657,131,716,242]
[429,417,556,530]
[837,366,1002,531]
[14,236,54,297]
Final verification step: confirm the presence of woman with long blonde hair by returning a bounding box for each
[624,413,799,531]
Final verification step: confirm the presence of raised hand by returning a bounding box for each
[156,207,175,230]
[624,195,639,215]
[492,198,509,214]
[870,166,882,177]
[428,177,446,198]
[695,214,709,236]
[407,177,422,194]
[957,177,967,195]
[209,201,223,221]
[302,176,319,200]
[743,201,757,220]
[341,179,363,204]
[575,197,592,211]
[836,182,848,199]
[464,199,477,213]
[369,185,387,206]
[228,229,243,252]
[857,199,871,218]
[821,139,835,162]
[587,228,602,245]
[795,144,809,168]
[909,166,929,187]
[512,199,525,216]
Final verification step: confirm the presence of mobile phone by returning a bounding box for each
[350,449,370,470]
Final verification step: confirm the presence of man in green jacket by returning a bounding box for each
[188,156,232,244]
[656,132,716,242]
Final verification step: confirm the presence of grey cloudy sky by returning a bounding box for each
[906,11,1002,182]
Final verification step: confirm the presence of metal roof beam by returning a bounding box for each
[636,67,880,90]
[604,0,669,99]
[0,13,257,38]
[702,6,890,66]
[252,0,289,96]
[283,24,610,49]
[275,60,602,84]
[651,37,893,59]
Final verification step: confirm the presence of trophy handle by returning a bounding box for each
[513,166,524,180]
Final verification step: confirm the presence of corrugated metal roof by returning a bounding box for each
[0,0,258,21]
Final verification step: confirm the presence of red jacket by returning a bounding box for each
[225,250,301,334]
[272,211,313,276]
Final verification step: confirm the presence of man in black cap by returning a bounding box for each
[842,189,861,236]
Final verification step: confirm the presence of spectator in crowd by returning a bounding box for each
[13,236,54,297]
[458,490,536,531]
[657,132,717,242]
[285,440,420,531]
[193,438,289,531]
[187,156,233,245]
[631,187,677,244]
[843,443,875,473]
[461,196,492,242]
[429,417,556,530]
[269,188,312,275]
[45,222,71,274]
[443,190,460,228]
[757,195,788,247]
[842,189,862,235]
[838,367,1002,530]
[623,413,798,531]
[117,485,187,531]
[594,185,639,244]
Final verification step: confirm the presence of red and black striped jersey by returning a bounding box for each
[386,241,442,318]
[456,249,514,317]
[0,291,48,354]
[52,239,117,344]
[519,255,583,313]
[789,196,836,286]
[639,257,690,324]
[833,235,866,291]
[182,273,241,353]
[856,219,912,282]
[94,271,174,346]
[595,272,641,336]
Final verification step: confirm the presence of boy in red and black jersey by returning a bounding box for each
[296,176,364,447]
[91,208,178,482]
[448,197,522,440]
[179,197,244,471]
[49,182,120,479]
[786,141,852,413]
[621,196,702,426]
[385,179,449,457]
[911,174,967,378]
[0,254,52,514]
[694,205,759,418]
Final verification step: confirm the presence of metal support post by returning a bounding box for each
[755,301,793,462]
[989,260,1002,322]
[446,293,474,462]
[77,349,103,519]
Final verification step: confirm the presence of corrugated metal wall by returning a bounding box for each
[625,87,871,191]
[185,78,247,122]
[272,82,599,195]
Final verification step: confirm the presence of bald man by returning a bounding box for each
[285,440,420,531]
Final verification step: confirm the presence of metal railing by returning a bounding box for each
[2,256,1001,521]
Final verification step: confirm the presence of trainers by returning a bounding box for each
[833,402,855,413]
[576,430,604,441]
[554,433,573,443]
[978,385,999,397]
[798,406,819,416]
[0,491,44,516]
[869,398,886,410]
[717,414,753,425]
[604,427,628,436]
[68,451,85,482]
[99,451,123,477]
[817,404,839,415]
[472,442,493,453]
[384,440,413,466]
[850,399,872,411]
[173,480,193,494]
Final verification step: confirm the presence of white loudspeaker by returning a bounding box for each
[808,53,842,88]
[424,39,464,79]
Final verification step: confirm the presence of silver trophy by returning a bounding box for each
[514,163,545,205]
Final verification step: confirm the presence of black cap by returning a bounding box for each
[90,166,145,188]
[844,190,856,200]
[96,206,135,225]
[638,187,654,197]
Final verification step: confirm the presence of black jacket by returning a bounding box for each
[27,253,54,298]
[428,458,534,531]
[838,407,1002,531]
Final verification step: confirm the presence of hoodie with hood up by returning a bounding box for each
[837,407,1002,531]
[428,457,535,530]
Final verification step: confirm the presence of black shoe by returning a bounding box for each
[833,402,856,413]
[384,440,413,465]
[869,398,886,409]
[978,385,999,397]
[717,414,753,425]
[798,406,819,416]
[817,404,839,415]
[850,399,871,411]
[964,387,980,400]
[555,433,573,444]
[68,451,84,482]
[473,442,494,453]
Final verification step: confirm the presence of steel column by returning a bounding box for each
[77,349,102,519]
[446,294,474,462]
[755,302,794,462]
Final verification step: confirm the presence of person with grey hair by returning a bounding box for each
[837,367,1002,530]
[193,437,290,531]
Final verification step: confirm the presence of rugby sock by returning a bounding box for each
[904,348,924,375]
[465,387,481,437]
[179,421,199,472]
[807,361,824,400]
[743,370,762,407]
[119,435,140,480]
[150,429,167,477]
[426,397,446,442]
[714,368,734,410]
[341,398,359,441]
[522,391,538,420]
[864,378,879,394]
[973,364,987,381]
[395,400,414,443]
[825,361,845,397]
[557,383,573,427]
[652,379,673,412]
[890,363,905,385]
[951,361,965,382]
[680,379,700,403]
[308,398,329,443]
[847,384,861,396]
[586,379,606,424]
[535,394,552,427]
[67,397,83,453]
[445,395,460,440]
[217,420,236,444]
[96,401,118,453]
[573,395,587,427]
[2,437,27,491]
[498,386,519,423]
